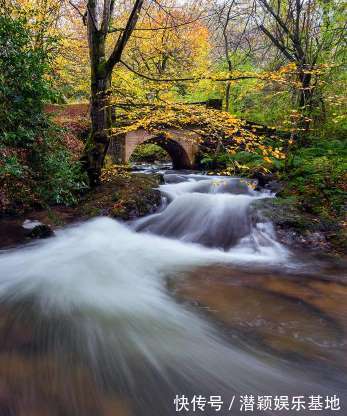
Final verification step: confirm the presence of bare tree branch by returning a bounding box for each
[120,59,258,82]
[106,0,145,74]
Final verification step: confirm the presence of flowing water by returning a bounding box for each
[0,172,346,416]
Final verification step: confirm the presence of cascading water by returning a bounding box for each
[0,172,345,416]
[134,174,288,261]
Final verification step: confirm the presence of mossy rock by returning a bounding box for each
[27,224,54,239]
[251,197,314,231]
[252,196,345,254]
[77,173,162,221]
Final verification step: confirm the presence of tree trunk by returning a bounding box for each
[298,69,313,134]
[225,81,231,112]
[82,0,145,185]
[83,18,112,186]
[299,71,312,110]
[84,73,112,186]
[225,60,232,112]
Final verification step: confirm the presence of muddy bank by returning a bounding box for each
[0,173,162,249]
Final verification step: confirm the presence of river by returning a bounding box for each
[0,171,346,415]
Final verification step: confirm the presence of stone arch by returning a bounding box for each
[123,128,199,169]
[130,136,191,169]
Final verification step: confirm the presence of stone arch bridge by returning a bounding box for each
[108,128,201,169]
[107,99,227,169]
[106,99,281,169]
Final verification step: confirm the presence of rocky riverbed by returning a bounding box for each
[0,170,345,258]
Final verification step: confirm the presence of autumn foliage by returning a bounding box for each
[0,0,345,223]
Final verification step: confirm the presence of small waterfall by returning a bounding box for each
[134,173,288,261]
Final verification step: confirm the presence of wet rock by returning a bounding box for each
[21,219,54,240]
[174,265,345,362]
[27,224,54,240]
[251,198,334,252]
[22,220,43,230]
[251,171,286,193]
[78,173,162,221]
[252,172,282,191]
[264,180,284,193]
[155,173,165,184]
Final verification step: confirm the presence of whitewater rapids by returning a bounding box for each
[0,174,341,415]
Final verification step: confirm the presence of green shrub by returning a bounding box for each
[0,15,53,145]
[0,15,87,212]
[281,138,347,219]
[200,149,281,175]
[29,124,87,205]
[0,152,23,178]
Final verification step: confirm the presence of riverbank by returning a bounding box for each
[252,196,346,256]
[0,166,345,256]
[0,171,162,249]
